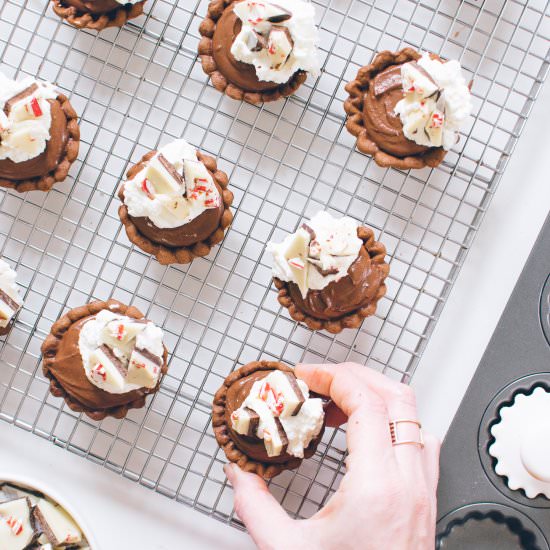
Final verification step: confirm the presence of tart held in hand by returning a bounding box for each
[344,48,472,169]
[41,299,168,420]
[0,73,80,193]
[51,0,146,31]
[268,211,389,334]
[213,360,326,478]
[199,0,320,103]
[118,138,233,265]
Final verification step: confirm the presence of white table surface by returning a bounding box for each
[0,77,548,550]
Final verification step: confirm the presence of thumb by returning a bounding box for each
[225,463,294,549]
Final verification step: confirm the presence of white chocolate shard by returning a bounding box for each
[127,347,163,388]
[267,27,293,69]
[183,159,212,197]
[263,417,288,457]
[89,345,127,392]
[231,407,260,436]
[0,497,35,550]
[156,195,191,222]
[266,370,305,417]
[105,318,147,345]
[401,61,439,98]
[283,228,311,298]
[145,154,184,195]
[424,110,444,147]
[33,499,82,547]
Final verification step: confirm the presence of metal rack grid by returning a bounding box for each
[0,0,548,529]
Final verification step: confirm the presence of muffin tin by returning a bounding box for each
[437,213,550,547]
[0,0,549,533]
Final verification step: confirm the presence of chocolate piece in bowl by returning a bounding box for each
[118,138,233,265]
[0,481,91,549]
[344,48,472,169]
[51,0,146,30]
[198,0,320,104]
[268,211,390,334]
[0,73,80,193]
[213,360,326,478]
[0,259,23,337]
[41,299,168,421]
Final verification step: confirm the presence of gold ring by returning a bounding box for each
[389,419,424,448]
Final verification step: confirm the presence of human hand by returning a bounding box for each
[223,362,440,550]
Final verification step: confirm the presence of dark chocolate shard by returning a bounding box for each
[0,483,20,503]
[435,90,446,115]
[99,344,127,377]
[283,372,305,416]
[134,346,163,367]
[243,406,260,436]
[157,153,185,187]
[3,83,38,115]
[307,258,339,277]
[33,505,58,546]
[266,4,292,23]
[0,288,21,313]
[373,65,402,96]
[251,30,269,51]
[300,223,316,240]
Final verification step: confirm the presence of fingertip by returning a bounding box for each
[223,462,237,483]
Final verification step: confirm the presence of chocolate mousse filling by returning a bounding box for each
[118,149,233,265]
[274,226,389,334]
[51,0,146,30]
[41,299,168,421]
[0,93,80,193]
[198,0,307,104]
[212,360,325,478]
[344,48,446,170]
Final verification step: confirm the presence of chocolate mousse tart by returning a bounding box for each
[118,139,233,265]
[344,48,472,170]
[213,360,326,478]
[268,211,389,334]
[51,0,146,31]
[0,73,80,193]
[42,299,168,420]
[0,259,23,337]
[198,0,320,104]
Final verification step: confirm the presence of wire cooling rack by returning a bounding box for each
[0,0,548,530]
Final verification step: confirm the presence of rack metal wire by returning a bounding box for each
[0,0,548,530]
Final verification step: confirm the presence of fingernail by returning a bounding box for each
[224,463,236,481]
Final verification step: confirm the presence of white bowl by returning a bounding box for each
[0,473,99,549]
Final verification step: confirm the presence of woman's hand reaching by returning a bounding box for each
[224,362,440,550]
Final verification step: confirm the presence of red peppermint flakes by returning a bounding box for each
[5,516,23,536]
[29,97,43,117]
[204,197,219,207]
[116,324,125,341]
[94,364,107,382]
[141,179,155,200]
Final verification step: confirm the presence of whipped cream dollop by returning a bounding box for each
[122,139,221,229]
[230,0,320,84]
[0,259,23,330]
[0,73,58,164]
[489,387,550,499]
[79,309,164,394]
[231,369,324,458]
[394,53,472,150]
[268,211,363,298]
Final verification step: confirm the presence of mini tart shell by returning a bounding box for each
[118,149,233,266]
[213,360,324,478]
[274,226,389,334]
[198,0,307,104]
[344,48,447,170]
[41,299,168,421]
[0,94,80,193]
[51,0,146,31]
